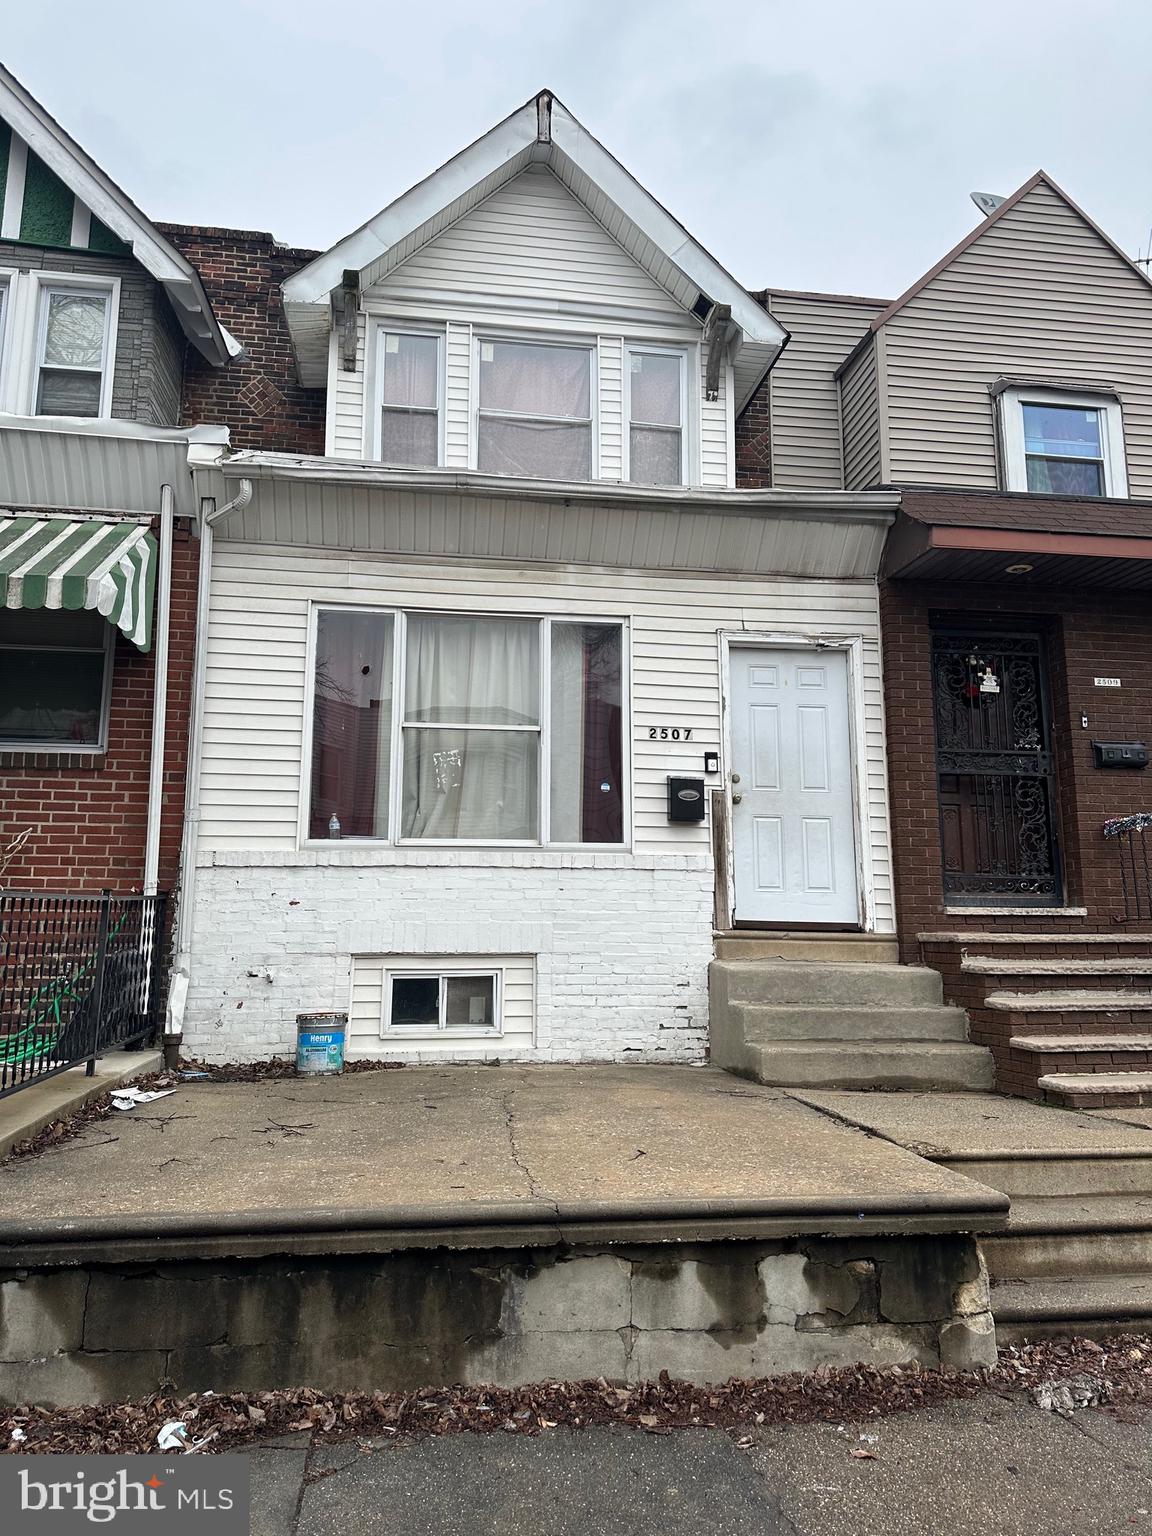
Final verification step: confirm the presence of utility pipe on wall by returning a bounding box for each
[167,478,253,1046]
[143,483,174,897]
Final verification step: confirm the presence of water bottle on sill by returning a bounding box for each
[328,814,341,839]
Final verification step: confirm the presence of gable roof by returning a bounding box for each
[282,90,786,410]
[0,63,236,365]
[868,170,1152,336]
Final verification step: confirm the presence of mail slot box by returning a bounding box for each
[1092,741,1150,770]
[667,776,707,822]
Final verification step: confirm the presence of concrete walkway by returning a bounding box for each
[0,1051,160,1159]
[244,1398,1152,1535]
[0,1067,1007,1260]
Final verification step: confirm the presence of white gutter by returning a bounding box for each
[143,483,173,897]
[166,477,254,1044]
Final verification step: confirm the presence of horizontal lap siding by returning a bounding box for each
[766,295,881,489]
[839,340,882,489]
[199,544,895,929]
[883,182,1152,492]
[328,314,367,458]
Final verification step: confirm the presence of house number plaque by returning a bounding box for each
[647,727,694,740]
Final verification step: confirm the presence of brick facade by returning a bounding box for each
[157,225,326,453]
[0,522,199,893]
[881,577,1152,963]
[733,371,772,488]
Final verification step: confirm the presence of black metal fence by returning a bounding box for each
[0,891,167,1100]
[1105,815,1152,923]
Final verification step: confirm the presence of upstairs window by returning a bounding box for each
[377,330,440,467]
[627,347,685,486]
[477,339,592,480]
[35,285,113,417]
[999,388,1127,498]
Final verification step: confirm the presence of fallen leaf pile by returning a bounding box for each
[3,1337,1150,1456]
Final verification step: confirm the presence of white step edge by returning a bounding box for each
[1040,1072,1152,1093]
[963,957,1152,975]
[1011,1034,1152,1052]
[986,989,1152,1012]
[943,906,1088,918]
[920,932,1152,945]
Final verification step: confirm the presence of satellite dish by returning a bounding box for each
[971,191,1006,217]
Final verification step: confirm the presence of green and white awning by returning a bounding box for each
[0,515,157,651]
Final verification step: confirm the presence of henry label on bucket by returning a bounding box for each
[296,1012,347,1075]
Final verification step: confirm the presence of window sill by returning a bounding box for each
[0,747,107,770]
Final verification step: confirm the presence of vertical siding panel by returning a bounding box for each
[839,340,882,488]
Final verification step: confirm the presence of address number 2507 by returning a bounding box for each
[647,727,693,741]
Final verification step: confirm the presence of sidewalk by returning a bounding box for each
[243,1396,1152,1535]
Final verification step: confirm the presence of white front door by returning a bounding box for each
[729,646,860,925]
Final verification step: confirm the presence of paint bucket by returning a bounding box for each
[296,1012,347,1075]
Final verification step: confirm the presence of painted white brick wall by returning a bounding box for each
[185,859,714,1063]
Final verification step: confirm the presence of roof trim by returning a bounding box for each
[0,64,236,366]
[866,170,1152,337]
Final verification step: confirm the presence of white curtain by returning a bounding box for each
[478,341,592,480]
[402,616,540,839]
[549,623,584,842]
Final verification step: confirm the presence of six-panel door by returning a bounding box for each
[729,646,860,925]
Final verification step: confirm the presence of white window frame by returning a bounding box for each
[302,604,632,850]
[29,272,120,419]
[998,386,1128,498]
[623,343,688,487]
[370,322,445,466]
[382,963,503,1039]
[0,614,114,753]
[472,332,597,481]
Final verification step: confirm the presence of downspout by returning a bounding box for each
[143,483,174,897]
[165,478,253,1064]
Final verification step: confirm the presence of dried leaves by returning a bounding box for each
[4,1335,1152,1457]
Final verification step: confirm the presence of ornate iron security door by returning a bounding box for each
[931,629,1061,905]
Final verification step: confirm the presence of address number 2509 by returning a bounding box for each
[648,727,693,741]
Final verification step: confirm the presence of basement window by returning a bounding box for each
[384,968,500,1036]
[998,387,1127,498]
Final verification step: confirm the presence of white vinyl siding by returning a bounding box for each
[765,294,884,489]
[197,541,894,931]
[880,181,1152,493]
[839,338,883,489]
[349,952,535,1060]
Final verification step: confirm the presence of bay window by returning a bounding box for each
[477,338,593,480]
[627,347,685,486]
[998,387,1127,498]
[377,329,440,466]
[35,284,113,417]
[309,609,624,844]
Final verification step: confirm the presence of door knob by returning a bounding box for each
[732,793,743,804]
[731,772,741,784]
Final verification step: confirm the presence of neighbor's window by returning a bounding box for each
[1000,389,1127,498]
[309,610,624,844]
[386,970,499,1035]
[0,608,110,748]
[627,348,685,486]
[35,286,112,417]
[477,338,592,480]
[378,330,440,467]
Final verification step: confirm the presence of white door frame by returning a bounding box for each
[718,630,875,931]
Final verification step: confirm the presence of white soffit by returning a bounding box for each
[282,91,786,406]
[0,63,236,366]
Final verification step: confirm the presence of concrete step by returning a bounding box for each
[964,956,1152,977]
[982,1195,1152,1280]
[1012,1034,1152,1052]
[734,1002,970,1043]
[990,1272,1152,1341]
[986,989,1152,1013]
[921,932,1152,946]
[713,935,900,963]
[712,960,944,1008]
[937,1151,1152,1199]
[1041,1073,1152,1110]
[744,1039,994,1092]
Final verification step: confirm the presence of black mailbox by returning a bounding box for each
[667,776,707,822]
[1092,741,1150,770]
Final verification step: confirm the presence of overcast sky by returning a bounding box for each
[5,0,1151,299]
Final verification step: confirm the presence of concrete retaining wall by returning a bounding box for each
[0,1235,995,1405]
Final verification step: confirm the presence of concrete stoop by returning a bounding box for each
[710,957,994,1091]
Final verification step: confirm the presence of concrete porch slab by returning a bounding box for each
[0,1051,162,1160]
[0,1066,1007,1263]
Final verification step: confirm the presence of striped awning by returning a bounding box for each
[0,515,157,651]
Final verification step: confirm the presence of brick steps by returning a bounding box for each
[963,956,1152,976]
[1039,1073,1152,1109]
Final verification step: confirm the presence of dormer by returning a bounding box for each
[282,91,785,490]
